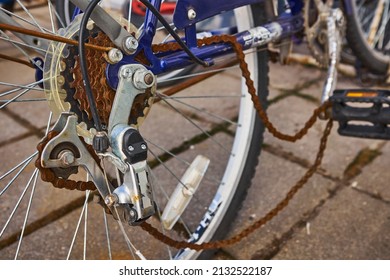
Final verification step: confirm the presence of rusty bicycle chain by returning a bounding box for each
[141,35,334,250]
[28,26,335,249]
[35,130,98,191]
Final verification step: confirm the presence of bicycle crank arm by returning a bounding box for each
[320,8,344,107]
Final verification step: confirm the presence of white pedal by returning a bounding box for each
[161,155,210,230]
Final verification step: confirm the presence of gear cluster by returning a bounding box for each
[61,25,154,129]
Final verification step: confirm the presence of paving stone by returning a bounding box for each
[0,111,29,144]
[273,187,390,259]
[223,151,335,260]
[263,95,382,179]
[268,63,323,99]
[353,142,390,202]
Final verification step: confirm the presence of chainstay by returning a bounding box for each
[141,119,333,250]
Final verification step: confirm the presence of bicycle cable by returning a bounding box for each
[79,0,104,133]
[138,0,209,67]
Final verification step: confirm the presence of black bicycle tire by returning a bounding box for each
[344,0,390,75]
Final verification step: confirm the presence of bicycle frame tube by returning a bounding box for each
[105,0,304,89]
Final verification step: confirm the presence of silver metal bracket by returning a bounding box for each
[112,161,155,224]
[108,64,155,136]
[320,8,344,106]
[40,113,132,222]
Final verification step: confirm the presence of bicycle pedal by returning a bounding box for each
[330,89,390,139]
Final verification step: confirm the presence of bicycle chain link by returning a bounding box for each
[33,30,334,250]
[140,35,333,250]
[35,130,98,191]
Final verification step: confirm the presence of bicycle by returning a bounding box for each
[0,0,386,260]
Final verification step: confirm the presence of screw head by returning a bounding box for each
[121,68,131,78]
[141,144,147,150]
[188,8,196,20]
[124,36,139,53]
[107,48,123,64]
[133,69,155,89]
[128,145,135,152]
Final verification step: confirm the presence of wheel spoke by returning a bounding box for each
[66,191,90,260]
[0,7,54,35]
[0,168,38,239]
[14,169,39,259]
[162,99,232,155]
[159,92,238,126]
[0,153,37,197]
[102,208,112,260]
[0,80,45,98]
[15,0,47,34]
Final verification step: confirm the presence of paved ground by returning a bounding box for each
[0,4,390,260]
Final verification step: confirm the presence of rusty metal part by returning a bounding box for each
[154,35,332,142]
[70,31,116,126]
[35,130,97,191]
[37,31,334,250]
[140,119,333,250]
[0,23,112,52]
[67,30,153,127]
[140,34,333,249]
[0,53,34,68]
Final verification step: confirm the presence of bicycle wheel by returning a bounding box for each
[345,0,390,75]
[0,1,268,259]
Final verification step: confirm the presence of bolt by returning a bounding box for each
[188,8,196,20]
[124,36,139,54]
[133,69,155,90]
[128,145,134,152]
[144,73,154,86]
[107,48,123,64]
[58,150,75,166]
[129,209,136,217]
[128,208,138,223]
[121,67,131,78]
[141,144,147,150]
[104,194,118,207]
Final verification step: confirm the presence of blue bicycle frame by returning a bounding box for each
[71,0,351,89]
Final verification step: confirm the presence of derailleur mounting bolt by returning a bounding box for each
[133,69,155,90]
[124,36,139,54]
[59,150,75,166]
[107,48,123,64]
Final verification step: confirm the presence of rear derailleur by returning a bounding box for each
[39,64,156,225]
